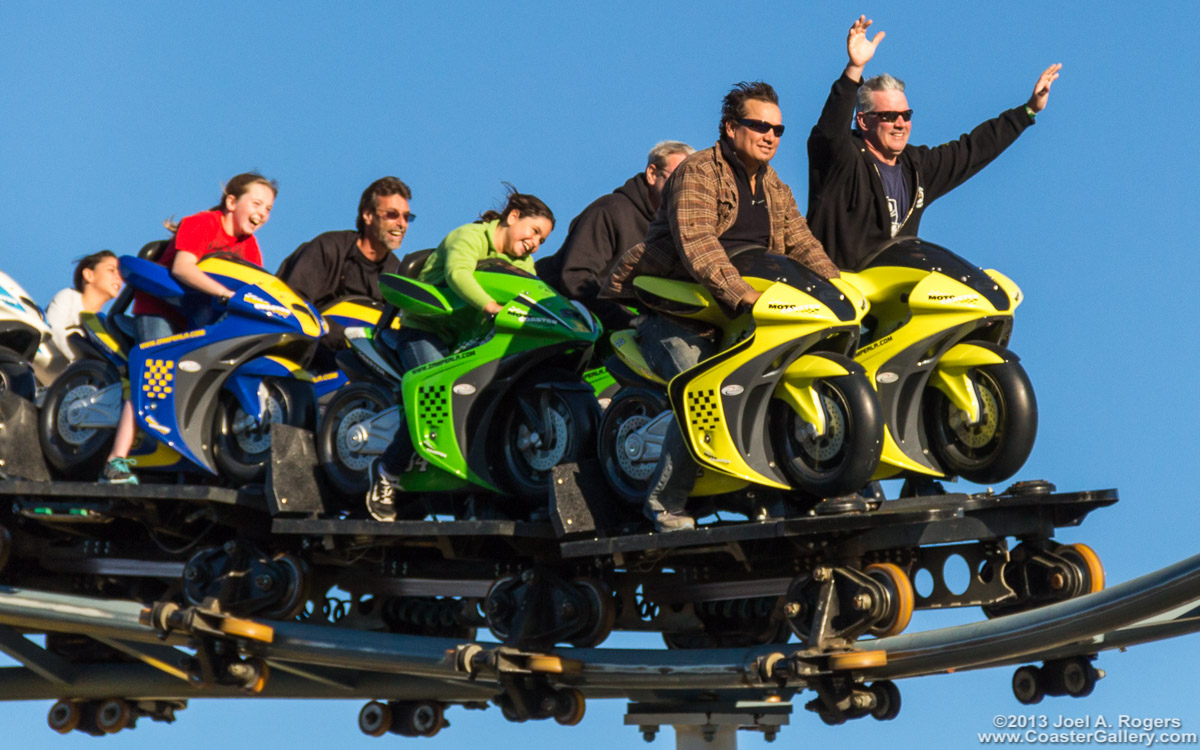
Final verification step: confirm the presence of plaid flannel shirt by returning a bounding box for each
[600,142,838,309]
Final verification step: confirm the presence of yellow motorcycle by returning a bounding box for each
[597,248,883,508]
[842,238,1036,487]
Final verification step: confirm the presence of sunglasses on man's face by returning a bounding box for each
[379,209,416,222]
[737,118,785,137]
[867,109,914,123]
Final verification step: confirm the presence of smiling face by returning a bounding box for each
[857,89,912,162]
[724,99,783,170]
[83,256,123,301]
[224,182,275,237]
[363,193,412,253]
[497,209,553,258]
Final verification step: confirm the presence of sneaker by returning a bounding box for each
[366,459,401,522]
[100,457,138,485]
[646,507,695,533]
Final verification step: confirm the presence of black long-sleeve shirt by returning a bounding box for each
[807,74,1034,270]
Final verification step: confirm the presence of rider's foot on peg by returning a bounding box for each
[100,457,138,485]
[366,459,401,522]
[647,508,695,532]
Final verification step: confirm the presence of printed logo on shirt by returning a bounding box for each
[887,197,901,237]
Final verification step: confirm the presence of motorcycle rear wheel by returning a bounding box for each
[497,382,599,504]
[212,378,316,485]
[317,382,395,497]
[596,387,670,506]
[924,359,1037,484]
[770,370,883,497]
[38,358,120,478]
[0,346,36,402]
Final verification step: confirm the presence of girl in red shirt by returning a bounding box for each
[102,172,277,484]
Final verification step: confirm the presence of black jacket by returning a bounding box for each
[535,174,655,329]
[807,74,1034,271]
[276,230,399,353]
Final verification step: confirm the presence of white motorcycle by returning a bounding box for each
[0,271,62,401]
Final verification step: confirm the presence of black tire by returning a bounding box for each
[596,387,670,506]
[770,368,883,497]
[212,378,316,485]
[924,358,1037,484]
[498,382,599,503]
[0,346,36,402]
[316,382,395,497]
[869,680,902,721]
[38,358,120,478]
[1012,665,1045,705]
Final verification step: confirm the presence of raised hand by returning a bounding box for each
[1027,63,1062,113]
[847,15,885,73]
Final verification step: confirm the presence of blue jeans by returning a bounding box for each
[380,328,449,474]
[135,315,174,344]
[639,315,718,516]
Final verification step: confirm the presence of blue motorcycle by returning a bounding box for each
[38,252,324,484]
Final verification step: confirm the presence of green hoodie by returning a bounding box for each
[418,220,537,310]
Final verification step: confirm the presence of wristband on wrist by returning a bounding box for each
[1024,105,1037,120]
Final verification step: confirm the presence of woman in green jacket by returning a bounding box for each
[366,188,556,520]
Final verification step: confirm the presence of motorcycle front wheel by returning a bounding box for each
[924,359,1037,484]
[770,370,883,497]
[212,378,316,486]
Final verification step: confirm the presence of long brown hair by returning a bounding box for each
[164,172,278,233]
[477,183,555,228]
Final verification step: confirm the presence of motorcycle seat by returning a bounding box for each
[105,313,137,353]
[396,248,434,279]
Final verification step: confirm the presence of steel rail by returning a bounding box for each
[2,550,1200,695]
[861,551,1200,680]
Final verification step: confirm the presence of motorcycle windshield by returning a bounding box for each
[862,239,1010,311]
[729,249,858,321]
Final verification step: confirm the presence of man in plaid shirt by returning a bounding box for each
[601,81,839,531]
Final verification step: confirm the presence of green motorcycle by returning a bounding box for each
[317,258,602,510]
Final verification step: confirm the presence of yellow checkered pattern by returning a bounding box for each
[142,359,175,400]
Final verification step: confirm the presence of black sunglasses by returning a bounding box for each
[379,209,416,222]
[737,118,785,137]
[867,109,913,123]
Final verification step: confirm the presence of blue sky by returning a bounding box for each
[3,1,1199,747]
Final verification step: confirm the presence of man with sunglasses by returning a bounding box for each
[807,16,1061,271]
[536,140,694,331]
[602,81,839,532]
[276,176,414,370]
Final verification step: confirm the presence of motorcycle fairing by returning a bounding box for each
[130,319,316,475]
[118,257,186,305]
[660,273,865,489]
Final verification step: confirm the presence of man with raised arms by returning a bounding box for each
[807,15,1061,270]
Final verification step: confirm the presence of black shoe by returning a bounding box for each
[811,494,870,515]
[366,459,400,522]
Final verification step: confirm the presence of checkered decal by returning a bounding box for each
[417,384,449,428]
[686,389,721,430]
[142,359,175,400]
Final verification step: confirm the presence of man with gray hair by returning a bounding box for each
[807,15,1061,270]
[537,140,693,330]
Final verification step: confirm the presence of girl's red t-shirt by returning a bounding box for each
[132,210,263,322]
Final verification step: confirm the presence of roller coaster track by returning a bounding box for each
[0,548,1199,697]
